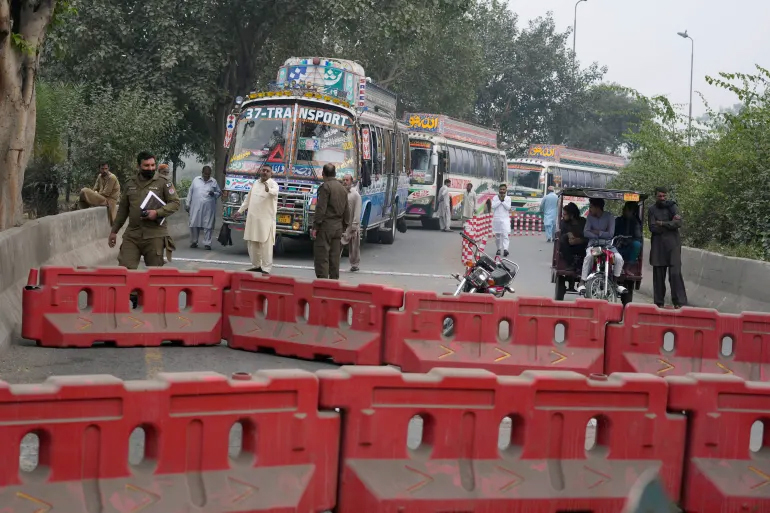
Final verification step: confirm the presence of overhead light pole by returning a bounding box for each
[573,0,588,72]
[677,30,694,146]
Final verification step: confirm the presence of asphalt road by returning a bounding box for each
[2,220,647,385]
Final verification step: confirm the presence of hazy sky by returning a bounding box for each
[508,0,770,116]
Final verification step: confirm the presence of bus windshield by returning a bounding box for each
[508,164,544,197]
[294,106,356,179]
[410,142,434,185]
[229,105,292,174]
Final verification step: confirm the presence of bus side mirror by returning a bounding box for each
[431,153,439,167]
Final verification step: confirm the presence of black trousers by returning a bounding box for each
[653,265,688,307]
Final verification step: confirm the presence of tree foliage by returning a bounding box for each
[613,66,770,260]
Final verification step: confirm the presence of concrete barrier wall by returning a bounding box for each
[639,239,770,314]
[0,203,190,353]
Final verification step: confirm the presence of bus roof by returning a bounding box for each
[523,144,627,170]
[403,112,499,149]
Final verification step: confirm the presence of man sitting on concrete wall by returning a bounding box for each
[77,162,121,224]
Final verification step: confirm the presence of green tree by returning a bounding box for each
[0,0,68,229]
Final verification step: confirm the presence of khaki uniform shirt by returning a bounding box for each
[112,172,180,240]
[314,177,350,233]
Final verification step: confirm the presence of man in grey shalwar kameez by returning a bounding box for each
[185,166,222,250]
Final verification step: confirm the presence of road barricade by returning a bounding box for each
[605,304,770,380]
[22,266,230,347]
[383,293,622,375]
[668,374,770,512]
[0,370,339,512]
[223,273,404,365]
[319,366,685,512]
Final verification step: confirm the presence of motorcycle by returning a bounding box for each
[443,233,519,336]
[583,235,632,303]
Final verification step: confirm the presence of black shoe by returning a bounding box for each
[205,245,211,250]
[504,250,509,257]
[262,271,270,276]
[496,250,501,256]
[247,267,263,273]
[190,242,198,248]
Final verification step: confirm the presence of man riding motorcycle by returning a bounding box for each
[577,198,627,297]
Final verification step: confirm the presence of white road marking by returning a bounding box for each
[172,257,453,279]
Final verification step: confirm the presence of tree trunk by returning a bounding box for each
[212,102,229,188]
[0,0,57,231]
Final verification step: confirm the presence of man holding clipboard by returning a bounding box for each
[109,152,180,269]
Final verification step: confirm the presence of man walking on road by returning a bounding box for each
[540,185,558,242]
[109,152,180,269]
[185,165,221,250]
[461,182,477,228]
[78,162,121,224]
[341,174,362,272]
[648,186,688,308]
[312,164,350,279]
[236,165,279,274]
[438,178,452,232]
[491,183,512,257]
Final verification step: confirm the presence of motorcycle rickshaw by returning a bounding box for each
[551,187,648,305]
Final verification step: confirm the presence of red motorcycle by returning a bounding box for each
[582,235,632,304]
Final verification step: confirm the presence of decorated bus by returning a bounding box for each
[221,57,409,245]
[507,144,627,213]
[404,113,507,229]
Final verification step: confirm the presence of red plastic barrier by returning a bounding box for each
[668,374,770,512]
[384,293,622,375]
[605,304,770,380]
[22,266,230,347]
[319,366,685,512]
[223,273,404,365]
[0,370,339,512]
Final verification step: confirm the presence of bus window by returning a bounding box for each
[460,149,470,176]
[383,130,393,175]
[448,147,459,175]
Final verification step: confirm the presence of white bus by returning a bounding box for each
[404,113,507,229]
[507,145,626,213]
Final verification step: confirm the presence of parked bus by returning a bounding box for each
[507,144,627,213]
[220,57,408,246]
[404,113,507,229]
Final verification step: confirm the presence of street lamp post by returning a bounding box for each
[573,0,588,70]
[677,30,694,146]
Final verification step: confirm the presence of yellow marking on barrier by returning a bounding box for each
[247,320,262,334]
[127,316,144,330]
[144,348,164,380]
[716,362,734,375]
[332,331,347,345]
[657,358,675,375]
[550,349,567,365]
[288,326,303,339]
[16,492,52,513]
[494,347,511,362]
[228,476,259,503]
[123,484,160,512]
[438,345,455,359]
[405,465,434,493]
[77,316,93,331]
[496,466,524,491]
[749,466,770,489]
[177,315,192,329]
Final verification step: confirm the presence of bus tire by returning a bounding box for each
[397,215,408,233]
[421,218,440,230]
[380,214,397,245]
[366,227,380,243]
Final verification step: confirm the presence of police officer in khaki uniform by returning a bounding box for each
[312,163,350,280]
[108,151,180,268]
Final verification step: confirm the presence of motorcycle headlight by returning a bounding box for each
[228,192,240,204]
[590,247,603,257]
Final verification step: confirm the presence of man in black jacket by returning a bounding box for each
[648,187,688,308]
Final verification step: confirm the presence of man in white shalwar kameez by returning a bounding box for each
[491,183,512,257]
[236,165,279,274]
[185,166,221,250]
[437,178,452,232]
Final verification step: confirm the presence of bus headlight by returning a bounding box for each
[228,192,240,204]
[411,196,433,205]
